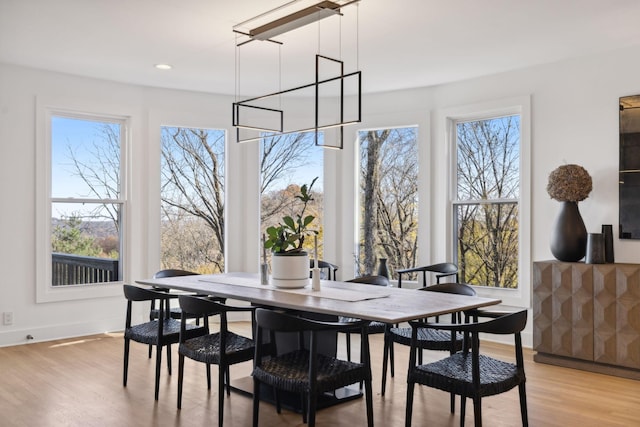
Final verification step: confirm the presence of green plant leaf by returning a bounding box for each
[302,215,314,227]
[283,216,295,229]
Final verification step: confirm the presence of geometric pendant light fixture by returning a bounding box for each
[232,0,362,149]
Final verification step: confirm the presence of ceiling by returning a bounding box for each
[2,0,640,96]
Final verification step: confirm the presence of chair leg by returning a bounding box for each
[473,397,482,427]
[381,335,389,396]
[364,377,374,427]
[206,363,211,390]
[390,340,395,377]
[148,344,152,359]
[274,387,282,414]
[405,381,415,427]
[345,332,352,361]
[123,338,130,386]
[218,363,225,427]
[166,343,172,375]
[519,382,529,427]
[226,366,231,396]
[301,393,308,424]
[177,354,185,409]
[154,343,163,400]
[450,391,456,413]
[460,396,466,427]
[252,378,261,427]
[307,390,317,427]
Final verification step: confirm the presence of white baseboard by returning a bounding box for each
[0,316,123,348]
[0,311,253,348]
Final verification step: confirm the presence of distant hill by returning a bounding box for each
[52,218,117,239]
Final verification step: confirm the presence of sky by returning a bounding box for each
[52,116,324,212]
[51,116,119,199]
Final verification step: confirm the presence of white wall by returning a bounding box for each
[2,43,640,347]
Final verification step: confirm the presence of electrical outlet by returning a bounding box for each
[3,312,13,325]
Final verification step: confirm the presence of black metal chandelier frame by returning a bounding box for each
[232,54,361,149]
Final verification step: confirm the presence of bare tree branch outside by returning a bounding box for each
[160,127,225,273]
[358,127,418,279]
[160,129,324,274]
[455,115,520,288]
[64,122,121,229]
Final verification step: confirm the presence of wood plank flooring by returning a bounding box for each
[1,322,639,426]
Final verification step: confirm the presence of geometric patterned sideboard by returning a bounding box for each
[533,260,640,378]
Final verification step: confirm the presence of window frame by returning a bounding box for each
[441,96,531,307]
[452,115,521,288]
[36,98,131,303]
[340,109,428,283]
[159,125,227,274]
[259,131,325,264]
[355,125,420,279]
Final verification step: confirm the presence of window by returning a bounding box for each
[357,127,418,279]
[49,114,125,287]
[453,115,520,288]
[160,126,225,273]
[260,132,324,259]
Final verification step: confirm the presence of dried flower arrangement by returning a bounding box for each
[547,164,592,202]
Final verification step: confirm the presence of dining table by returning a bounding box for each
[135,272,501,412]
[135,272,501,324]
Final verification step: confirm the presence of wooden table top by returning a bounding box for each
[136,272,501,324]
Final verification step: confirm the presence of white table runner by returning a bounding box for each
[199,276,390,302]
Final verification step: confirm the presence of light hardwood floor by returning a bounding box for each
[1,322,639,426]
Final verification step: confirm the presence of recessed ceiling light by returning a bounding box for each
[154,64,172,70]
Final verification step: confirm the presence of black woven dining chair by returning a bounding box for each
[405,309,528,427]
[382,282,476,412]
[252,308,374,427]
[177,295,259,427]
[122,284,205,400]
[339,275,390,362]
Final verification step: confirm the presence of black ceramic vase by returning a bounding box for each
[377,258,389,279]
[550,201,587,262]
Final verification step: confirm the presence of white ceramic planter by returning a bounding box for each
[271,252,310,288]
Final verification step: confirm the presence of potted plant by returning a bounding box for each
[264,177,318,288]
